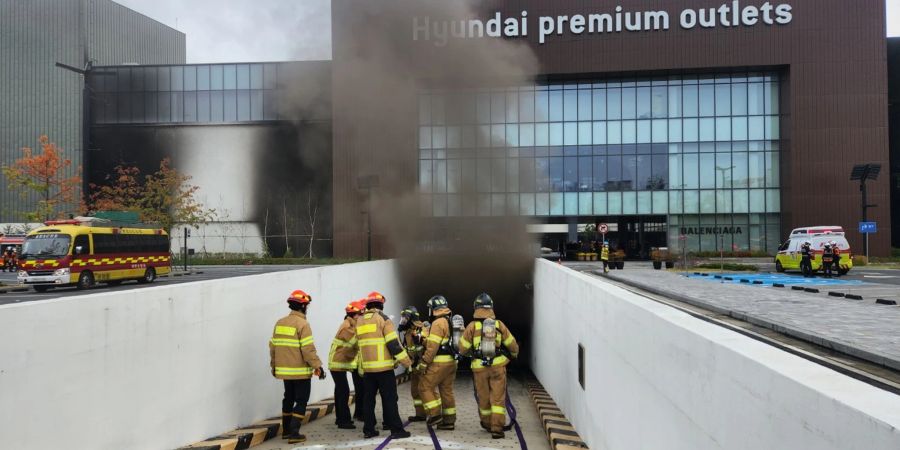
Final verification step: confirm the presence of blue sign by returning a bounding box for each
[859,222,877,234]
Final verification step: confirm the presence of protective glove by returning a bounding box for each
[415,362,427,372]
[314,367,327,380]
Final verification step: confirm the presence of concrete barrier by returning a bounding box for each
[0,260,404,450]
[531,259,900,450]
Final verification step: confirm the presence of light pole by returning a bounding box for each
[850,164,881,259]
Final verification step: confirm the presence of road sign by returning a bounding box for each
[598,223,609,234]
[859,222,877,234]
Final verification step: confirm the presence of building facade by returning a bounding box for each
[330,0,892,258]
[889,37,900,249]
[0,0,184,222]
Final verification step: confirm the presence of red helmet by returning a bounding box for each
[287,289,312,305]
[345,301,363,314]
[366,291,386,304]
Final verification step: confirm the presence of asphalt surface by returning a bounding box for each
[0,265,312,306]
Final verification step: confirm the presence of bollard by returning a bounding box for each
[875,299,898,306]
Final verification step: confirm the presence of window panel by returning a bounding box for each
[447,160,461,193]
[622,87,636,119]
[638,191,652,214]
[765,116,780,140]
[550,123,564,146]
[535,123,549,146]
[550,193,564,215]
[683,118,699,142]
[223,65,236,89]
[197,66,210,90]
[748,116,765,140]
[224,91,237,121]
[564,192,578,215]
[210,65,223,90]
[699,154,715,188]
[535,192,549,215]
[636,87,651,119]
[251,91,263,120]
[264,64,277,89]
[593,89,607,120]
[621,120,636,144]
[535,157,549,192]
[683,153,699,189]
[699,85,715,116]
[636,120,651,144]
[716,190,732,213]
[699,118,715,141]
[506,91,519,123]
[651,86,667,118]
[622,191,637,214]
[715,84,730,116]
[607,192,622,215]
[668,191,682,214]
[158,67,171,91]
[749,189,766,213]
[578,90,592,120]
[683,190,699,213]
[250,64,264,89]
[700,190,716,213]
[492,92,506,123]
[563,91,578,122]
[652,191,668,214]
[732,83,747,115]
[593,122,607,145]
[237,64,250,89]
[184,66,196,91]
[733,189,749,213]
[210,91,224,122]
[716,117,732,141]
[578,122,592,145]
[519,91,535,122]
[520,193,535,215]
[492,158,507,192]
[668,86,682,118]
[420,160,433,193]
[549,91,563,121]
[563,123,578,146]
[477,159,492,193]
[593,192,607,215]
[535,91,549,122]
[766,189,780,212]
[765,152,779,187]
[419,127,432,149]
[748,83,764,115]
[184,92,197,122]
[765,82,779,114]
[607,88,622,120]
[520,124,535,146]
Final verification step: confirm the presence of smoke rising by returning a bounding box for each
[331,0,542,362]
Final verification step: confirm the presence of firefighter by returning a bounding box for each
[601,241,610,273]
[800,241,813,278]
[458,293,519,439]
[418,295,458,430]
[269,289,326,444]
[822,242,835,278]
[355,291,412,440]
[329,299,366,429]
[9,248,17,272]
[399,306,427,421]
[831,240,842,277]
[2,247,11,272]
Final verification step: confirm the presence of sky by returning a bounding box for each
[117,0,900,63]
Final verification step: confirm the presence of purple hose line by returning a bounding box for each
[374,420,412,450]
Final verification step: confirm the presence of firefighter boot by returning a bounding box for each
[280,414,291,439]
[286,415,306,444]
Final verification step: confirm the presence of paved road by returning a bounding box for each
[0,265,312,306]
[604,267,900,372]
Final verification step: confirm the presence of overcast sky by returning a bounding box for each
[116,0,900,63]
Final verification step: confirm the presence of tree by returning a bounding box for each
[88,158,215,233]
[2,135,82,221]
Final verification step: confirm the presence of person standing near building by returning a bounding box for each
[800,241,813,278]
[601,241,610,273]
[419,295,458,430]
[269,289,325,444]
[398,306,428,422]
[458,293,519,439]
[831,240,842,277]
[329,299,365,429]
[355,291,412,440]
[822,242,835,278]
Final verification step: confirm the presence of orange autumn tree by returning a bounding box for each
[2,135,82,221]
[88,158,215,233]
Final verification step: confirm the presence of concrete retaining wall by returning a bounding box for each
[531,260,900,450]
[0,260,403,450]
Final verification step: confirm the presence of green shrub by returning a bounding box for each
[694,263,759,272]
[852,255,868,266]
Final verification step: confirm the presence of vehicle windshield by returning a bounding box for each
[21,234,72,258]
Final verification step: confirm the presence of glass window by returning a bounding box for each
[210,65,223,90]
[638,191,652,214]
[636,87,651,119]
[520,124,535,146]
[434,160,447,193]
[715,84,730,116]
[250,64,264,89]
[593,192,607,214]
[210,91,223,122]
[223,65,236,89]
[549,123,564,146]
[683,118,699,142]
[622,88,636,119]
[197,66,210,90]
[731,152,749,188]
[420,161,433,193]
[700,154,715,188]
[224,91,236,121]
[765,152,779,187]
[264,64,277,89]
[535,158,550,192]
[750,189,766,213]
[700,190,716,213]
[683,85,699,117]
[766,116,780,140]
[683,190,699,213]
[607,192,622,215]
[520,193,535,215]
[184,92,197,122]
[197,91,210,122]
[492,158,507,192]
[491,92,506,123]
[732,83,747,115]
[699,118,715,141]
[766,189,780,212]
[158,67,171,91]
[748,116,765,140]
[157,92,171,121]
[698,85,714,116]
[635,121,650,144]
[651,119,667,143]
[733,189,749,213]
[519,91,535,122]
[535,193,549,215]
[506,91,519,123]
[549,91,563,121]
[765,83,779,114]
[668,191,682,214]
[563,157,577,192]
[578,90,592,121]
[593,156,608,191]
[550,193,564,215]
[184,66,196,91]
[716,118,731,141]
[251,91,263,120]
[237,64,250,89]
[535,91,549,122]
[593,122,607,145]
[477,159,492,193]
[622,191,637,214]
[593,89,606,120]
[535,123,549,146]
[748,83,764,115]
[651,87,667,118]
[607,88,622,120]
[668,86,682,118]
[578,122,592,145]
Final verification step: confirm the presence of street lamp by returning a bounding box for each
[850,163,881,259]
[358,175,380,261]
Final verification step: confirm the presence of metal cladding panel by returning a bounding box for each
[330,0,892,257]
[0,0,185,222]
[889,37,900,248]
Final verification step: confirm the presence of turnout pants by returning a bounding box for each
[410,371,425,417]
[332,370,364,425]
[420,362,457,424]
[362,370,404,434]
[282,379,312,433]
[474,366,508,433]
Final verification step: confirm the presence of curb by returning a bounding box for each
[527,380,589,449]
[0,286,30,293]
[605,273,900,373]
[176,371,411,450]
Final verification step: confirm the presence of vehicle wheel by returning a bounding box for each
[775,260,785,273]
[617,261,625,270]
[665,261,675,269]
[34,285,50,293]
[77,271,95,290]
[138,267,157,284]
[653,261,662,270]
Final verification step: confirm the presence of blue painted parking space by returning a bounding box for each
[686,273,865,287]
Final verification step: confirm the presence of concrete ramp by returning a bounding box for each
[531,259,900,450]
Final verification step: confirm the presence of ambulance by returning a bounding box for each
[775,226,852,275]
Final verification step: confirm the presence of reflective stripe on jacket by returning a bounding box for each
[355,308,411,373]
[458,309,519,370]
[329,316,360,371]
[421,309,455,365]
[269,310,322,380]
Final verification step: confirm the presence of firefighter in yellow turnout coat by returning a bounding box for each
[459,293,519,439]
[398,306,428,421]
[355,291,412,440]
[329,299,366,428]
[419,295,458,429]
[269,290,325,444]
